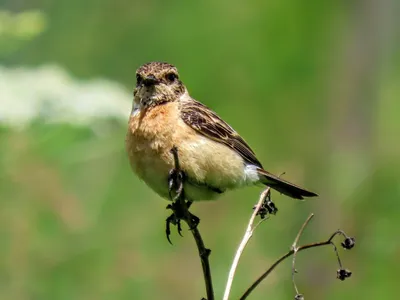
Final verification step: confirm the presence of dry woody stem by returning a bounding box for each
[222,188,271,300]
[183,203,213,300]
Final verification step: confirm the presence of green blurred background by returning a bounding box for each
[0,0,399,299]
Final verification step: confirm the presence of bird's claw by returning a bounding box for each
[165,214,173,244]
[166,211,183,244]
[165,200,200,243]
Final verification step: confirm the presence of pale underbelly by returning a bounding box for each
[131,148,225,201]
[127,134,255,201]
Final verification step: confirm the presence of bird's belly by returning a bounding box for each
[128,146,172,199]
[127,144,227,201]
[129,145,254,201]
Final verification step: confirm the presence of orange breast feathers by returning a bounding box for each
[126,102,181,170]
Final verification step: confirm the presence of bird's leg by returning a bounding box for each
[165,146,200,243]
[168,166,185,202]
[168,146,186,203]
[255,188,278,219]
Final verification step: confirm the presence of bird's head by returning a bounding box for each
[133,62,186,110]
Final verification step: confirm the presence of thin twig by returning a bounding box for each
[170,147,214,300]
[239,228,350,300]
[291,213,314,251]
[222,188,271,300]
[182,206,214,300]
[291,213,314,295]
[330,241,342,270]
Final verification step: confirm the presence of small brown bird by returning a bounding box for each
[126,62,317,202]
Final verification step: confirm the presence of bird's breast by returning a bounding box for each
[126,103,177,197]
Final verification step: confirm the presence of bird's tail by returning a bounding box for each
[257,168,318,200]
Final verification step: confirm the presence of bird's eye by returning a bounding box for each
[166,73,177,82]
[136,74,143,85]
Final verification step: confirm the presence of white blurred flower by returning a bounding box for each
[0,65,132,128]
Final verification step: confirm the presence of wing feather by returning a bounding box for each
[180,99,263,168]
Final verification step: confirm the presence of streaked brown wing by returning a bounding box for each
[180,99,263,168]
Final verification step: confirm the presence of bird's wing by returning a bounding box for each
[180,99,263,168]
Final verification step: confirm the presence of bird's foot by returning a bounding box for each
[166,204,183,244]
[255,188,278,219]
[165,200,200,244]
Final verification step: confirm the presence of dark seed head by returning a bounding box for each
[341,237,355,250]
[266,200,278,215]
[256,206,268,219]
[337,269,352,281]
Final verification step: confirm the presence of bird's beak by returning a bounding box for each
[143,75,159,87]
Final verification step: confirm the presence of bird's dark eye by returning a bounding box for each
[136,74,143,85]
[166,73,177,82]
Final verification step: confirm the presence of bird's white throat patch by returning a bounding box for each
[131,101,141,117]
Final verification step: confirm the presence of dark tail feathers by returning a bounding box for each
[257,168,318,200]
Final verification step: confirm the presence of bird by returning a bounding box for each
[126,62,317,203]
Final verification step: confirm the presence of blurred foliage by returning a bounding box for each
[0,9,46,57]
[0,0,399,299]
